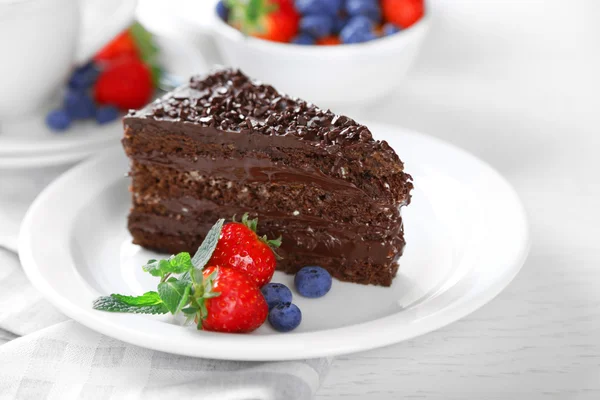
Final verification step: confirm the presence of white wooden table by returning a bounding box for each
[316,1,600,398]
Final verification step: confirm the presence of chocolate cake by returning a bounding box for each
[122,69,412,286]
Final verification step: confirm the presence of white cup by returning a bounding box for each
[0,0,137,119]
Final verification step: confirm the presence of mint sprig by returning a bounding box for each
[191,218,224,269]
[92,219,226,322]
[93,292,168,314]
[143,252,193,282]
[158,278,192,314]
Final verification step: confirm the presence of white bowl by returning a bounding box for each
[202,8,431,108]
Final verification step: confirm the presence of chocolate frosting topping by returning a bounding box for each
[128,68,396,153]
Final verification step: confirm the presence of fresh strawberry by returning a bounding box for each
[209,213,281,287]
[94,219,269,334]
[227,0,300,43]
[94,31,139,64]
[94,59,153,110]
[317,36,341,46]
[381,0,424,29]
[198,265,268,333]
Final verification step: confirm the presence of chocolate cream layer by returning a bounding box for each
[127,159,402,228]
[123,122,411,203]
[126,163,405,266]
[129,211,404,266]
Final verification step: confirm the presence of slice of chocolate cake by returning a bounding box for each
[122,69,412,286]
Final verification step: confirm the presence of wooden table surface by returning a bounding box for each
[316,1,600,398]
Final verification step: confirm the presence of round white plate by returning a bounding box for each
[0,145,117,170]
[0,34,207,158]
[19,123,530,361]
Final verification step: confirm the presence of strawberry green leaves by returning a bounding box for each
[129,22,162,87]
[240,212,259,232]
[92,219,225,321]
[238,213,282,250]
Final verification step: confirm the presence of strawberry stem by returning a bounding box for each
[190,266,221,330]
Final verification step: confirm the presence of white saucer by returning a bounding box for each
[0,34,208,163]
[19,123,530,361]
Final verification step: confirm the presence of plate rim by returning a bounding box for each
[18,123,530,361]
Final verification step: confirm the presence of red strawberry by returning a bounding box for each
[94,59,153,110]
[228,0,300,43]
[209,214,281,288]
[198,265,268,333]
[382,0,424,29]
[94,31,139,64]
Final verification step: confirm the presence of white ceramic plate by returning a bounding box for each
[0,34,207,158]
[19,123,529,361]
[0,145,116,170]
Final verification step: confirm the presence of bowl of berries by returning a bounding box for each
[202,0,430,107]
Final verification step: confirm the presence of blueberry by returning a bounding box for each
[382,23,401,36]
[344,30,376,44]
[216,0,229,22]
[268,303,302,332]
[295,0,344,17]
[291,33,316,45]
[345,0,381,23]
[340,16,376,44]
[68,62,100,90]
[294,266,332,298]
[321,0,344,16]
[45,109,71,132]
[300,15,333,39]
[95,106,119,124]
[261,283,293,310]
[294,0,324,15]
[333,15,349,34]
[63,89,95,120]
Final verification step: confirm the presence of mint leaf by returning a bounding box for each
[158,278,192,315]
[169,252,193,274]
[191,219,225,270]
[142,259,169,277]
[93,293,168,314]
[179,270,192,285]
[111,291,163,306]
[143,252,193,279]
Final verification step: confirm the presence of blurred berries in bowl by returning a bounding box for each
[46,23,161,132]
[207,0,430,107]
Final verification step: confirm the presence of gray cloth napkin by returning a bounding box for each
[0,168,331,399]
